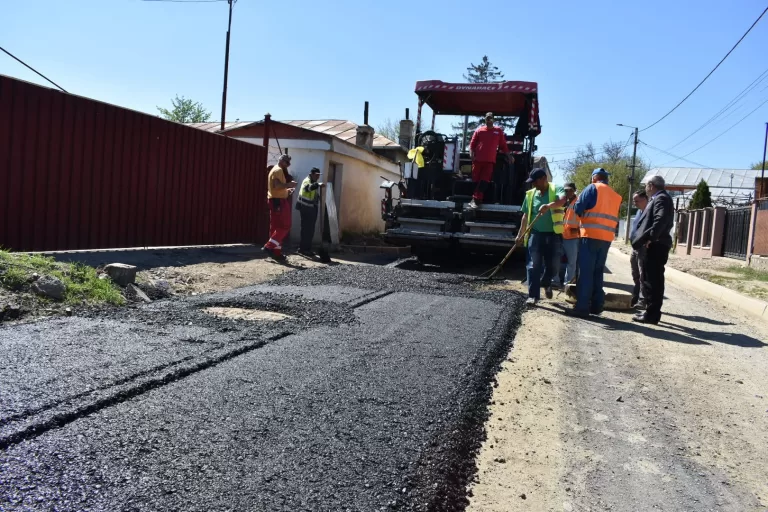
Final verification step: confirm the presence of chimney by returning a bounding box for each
[399,107,414,149]
[356,125,375,151]
[356,101,375,150]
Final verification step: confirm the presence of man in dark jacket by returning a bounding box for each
[630,175,674,324]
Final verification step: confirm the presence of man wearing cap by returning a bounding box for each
[560,182,581,285]
[263,154,297,261]
[560,168,622,317]
[296,167,324,257]
[516,168,565,306]
[468,112,512,209]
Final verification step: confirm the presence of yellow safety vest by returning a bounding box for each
[524,183,564,246]
[297,177,319,207]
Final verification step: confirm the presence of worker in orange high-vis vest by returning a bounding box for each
[566,168,622,317]
[560,182,581,285]
[263,154,297,262]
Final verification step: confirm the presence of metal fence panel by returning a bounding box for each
[722,207,751,260]
[0,75,267,252]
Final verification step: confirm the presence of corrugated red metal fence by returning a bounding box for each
[0,75,267,252]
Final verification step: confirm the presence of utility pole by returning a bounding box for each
[220,0,234,132]
[761,122,768,197]
[617,124,639,243]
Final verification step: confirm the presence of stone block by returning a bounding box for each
[31,275,66,301]
[565,284,632,311]
[104,263,137,287]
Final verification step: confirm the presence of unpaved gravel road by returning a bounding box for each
[469,249,768,512]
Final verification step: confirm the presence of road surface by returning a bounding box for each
[1,265,522,511]
[468,249,768,512]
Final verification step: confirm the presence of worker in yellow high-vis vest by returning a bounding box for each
[515,168,565,306]
[295,167,324,257]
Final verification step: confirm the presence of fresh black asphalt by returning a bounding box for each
[1,264,524,511]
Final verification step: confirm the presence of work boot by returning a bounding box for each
[525,297,538,307]
[545,286,553,299]
[298,249,316,258]
[632,312,658,325]
[262,246,275,258]
[565,308,590,319]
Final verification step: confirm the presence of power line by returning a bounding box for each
[548,134,635,168]
[658,95,768,165]
[0,45,67,92]
[666,66,768,150]
[640,5,768,132]
[640,141,716,170]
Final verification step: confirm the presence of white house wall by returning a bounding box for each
[323,150,401,237]
[231,135,401,245]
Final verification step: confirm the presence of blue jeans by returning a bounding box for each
[562,238,579,284]
[526,232,563,299]
[575,238,611,313]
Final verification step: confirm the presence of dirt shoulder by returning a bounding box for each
[469,251,768,511]
[612,241,768,301]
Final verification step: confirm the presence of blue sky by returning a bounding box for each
[3,0,768,180]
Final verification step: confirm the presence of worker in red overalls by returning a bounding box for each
[468,112,513,209]
[263,154,297,261]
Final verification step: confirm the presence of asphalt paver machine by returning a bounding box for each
[381,80,550,261]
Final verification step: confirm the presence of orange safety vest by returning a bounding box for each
[579,182,622,242]
[562,200,581,240]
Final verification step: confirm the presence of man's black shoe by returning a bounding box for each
[564,308,590,318]
[632,313,659,325]
[590,308,604,316]
[545,286,553,299]
[262,246,275,258]
[298,249,316,258]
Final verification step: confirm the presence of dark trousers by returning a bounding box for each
[575,238,611,313]
[298,204,318,251]
[630,247,646,302]
[641,243,670,320]
[526,232,562,299]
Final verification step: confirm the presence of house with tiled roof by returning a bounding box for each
[188,119,407,245]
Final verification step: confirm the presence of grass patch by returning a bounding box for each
[724,265,768,282]
[0,250,124,306]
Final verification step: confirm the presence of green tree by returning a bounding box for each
[377,118,400,142]
[157,95,212,123]
[751,160,767,170]
[564,140,648,218]
[688,180,713,209]
[450,56,516,147]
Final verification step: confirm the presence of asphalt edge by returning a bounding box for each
[609,248,768,324]
[408,298,526,511]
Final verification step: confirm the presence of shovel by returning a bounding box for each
[477,210,544,281]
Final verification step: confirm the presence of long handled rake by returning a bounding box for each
[477,210,544,281]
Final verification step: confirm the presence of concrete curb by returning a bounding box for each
[337,244,411,256]
[609,247,768,323]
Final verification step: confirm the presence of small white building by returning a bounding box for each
[190,120,406,246]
